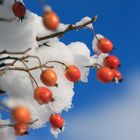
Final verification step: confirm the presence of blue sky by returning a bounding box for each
[13,0,140,139]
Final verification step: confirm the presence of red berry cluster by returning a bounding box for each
[96,37,122,83]
[10,65,80,136]
[10,106,65,135]
[34,65,80,130]
[35,65,81,105]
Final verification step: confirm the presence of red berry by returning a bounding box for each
[43,11,60,30]
[50,114,64,129]
[65,65,81,82]
[40,69,57,87]
[98,38,113,53]
[34,87,53,105]
[97,67,114,83]
[12,2,26,18]
[112,69,122,81]
[12,106,31,124]
[14,123,28,136]
[104,55,120,69]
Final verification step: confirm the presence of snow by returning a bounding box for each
[75,17,94,30]
[0,116,16,140]
[0,0,108,139]
[50,126,65,138]
[92,34,104,55]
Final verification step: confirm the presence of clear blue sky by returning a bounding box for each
[12,0,140,139]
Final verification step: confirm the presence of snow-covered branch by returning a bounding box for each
[36,16,97,41]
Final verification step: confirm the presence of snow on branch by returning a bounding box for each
[36,16,97,41]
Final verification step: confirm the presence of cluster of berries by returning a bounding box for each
[96,37,122,83]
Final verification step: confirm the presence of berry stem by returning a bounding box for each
[45,61,67,68]
[29,119,39,125]
[85,63,102,70]
[0,102,10,113]
[27,55,43,72]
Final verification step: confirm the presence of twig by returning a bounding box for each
[36,16,97,41]
[0,119,39,128]
[1,65,53,72]
[0,56,28,68]
[0,17,16,23]
[0,124,13,128]
[0,0,3,5]
[0,89,6,94]
[0,56,19,61]
[0,48,31,55]
[27,55,43,72]
[29,119,39,125]
[85,63,102,69]
[19,60,39,89]
[0,105,10,113]
[45,60,67,68]
[0,55,39,89]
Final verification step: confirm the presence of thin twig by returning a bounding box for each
[29,119,39,125]
[27,55,43,72]
[0,56,29,68]
[45,60,67,68]
[85,63,102,69]
[0,106,10,113]
[0,48,31,55]
[1,65,53,72]
[0,119,39,128]
[0,56,40,89]
[0,124,13,128]
[0,56,19,61]
[0,17,16,23]
[20,60,39,89]
[0,89,6,94]
[36,16,97,41]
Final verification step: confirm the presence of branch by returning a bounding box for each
[0,119,39,128]
[5,64,53,72]
[0,89,6,94]
[0,17,16,23]
[0,48,31,55]
[0,55,68,72]
[0,56,19,61]
[36,16,97,41]
[0,55,53,70]
[0,56,29,68]
[0,103,10,113]
[0,0,3,5]
[29,119,39,125]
